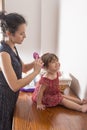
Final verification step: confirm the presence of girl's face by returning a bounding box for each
[9,24,26,44]
[47,58,60,72]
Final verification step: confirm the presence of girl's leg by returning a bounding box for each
[60,97,87,112]
[62,94,82,104]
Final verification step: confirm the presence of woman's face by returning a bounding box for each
[9,23,26,44]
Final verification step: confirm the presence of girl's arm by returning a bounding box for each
[37,84,46,110]
[0,52,43,92]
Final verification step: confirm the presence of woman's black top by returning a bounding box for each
[0,41,22,130]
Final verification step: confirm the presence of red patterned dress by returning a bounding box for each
[32,73,63,107]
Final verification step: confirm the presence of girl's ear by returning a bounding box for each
[5,30,11,36]
[59,62,60,67]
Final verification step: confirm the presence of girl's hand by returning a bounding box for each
[37,104,46,110]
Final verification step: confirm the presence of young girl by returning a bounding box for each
[0,12,43,130]
[32,53,87,112]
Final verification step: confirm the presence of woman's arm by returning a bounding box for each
[21,60,34,73]
[0,52,43,92]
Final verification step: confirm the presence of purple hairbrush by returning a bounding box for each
[33,52,40,59]
[33,52,44,68]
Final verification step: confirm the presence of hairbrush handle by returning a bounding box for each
[33,52,40,59]
[33,52,44,68]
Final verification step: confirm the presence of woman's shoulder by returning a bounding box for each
[0,41,9,52]
[0,42,14,57]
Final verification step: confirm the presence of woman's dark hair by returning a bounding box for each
[0,11,26,34]
[41,53,58,68]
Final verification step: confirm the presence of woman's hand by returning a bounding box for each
[37,104,46,110]
[34,58,44,74]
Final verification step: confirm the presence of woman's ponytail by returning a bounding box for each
[0,11,8,34]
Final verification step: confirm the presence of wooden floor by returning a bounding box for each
[12,87,87,130]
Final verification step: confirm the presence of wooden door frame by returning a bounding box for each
[0,0,5,11]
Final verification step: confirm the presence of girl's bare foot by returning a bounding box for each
[82,104,87,112]
[82,99,87,104]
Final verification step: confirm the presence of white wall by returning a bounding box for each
[0,0,2,10]
[5,0,87,99]
[5,0,59,61]
[58,0,87,99]
[41,0,58,54]
[5,0,41,62]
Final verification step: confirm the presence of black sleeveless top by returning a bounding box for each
[0,41,22,130]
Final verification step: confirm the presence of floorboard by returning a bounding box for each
[12,87,87,130]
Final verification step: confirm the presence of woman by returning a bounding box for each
[0,12,43,130]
